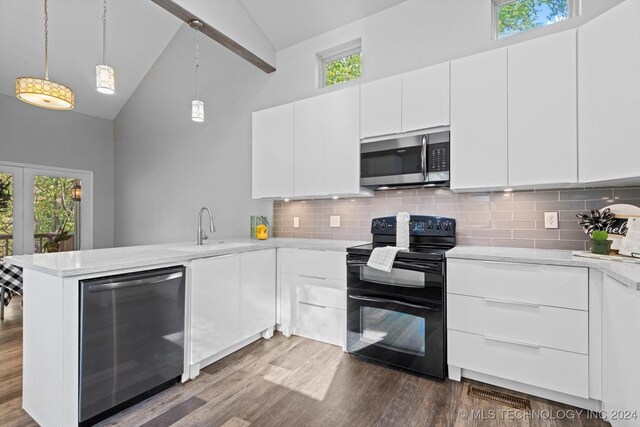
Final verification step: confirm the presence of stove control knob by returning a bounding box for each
[427,222,433,230]
[444,222,451,231]
[373,221,379,230]
[435,222,442,230]
[380,221,386,229]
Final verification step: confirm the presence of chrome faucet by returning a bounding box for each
[197,207,216,245]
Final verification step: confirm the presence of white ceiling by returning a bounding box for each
[238,0,407,50]
[0,0,406,120]
[0,0,182,120]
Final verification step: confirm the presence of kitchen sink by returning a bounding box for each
[170,242,257,252]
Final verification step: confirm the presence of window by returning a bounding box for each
[318,39,362,88]
[494,0,580,39]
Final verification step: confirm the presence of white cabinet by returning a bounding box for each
[190,254,241,364]
[447,258,590,400]
[190,250,276,366]
[360,75,402,138]
[578,0,640,184]
[508,29,578,186]
[401,62,450,132]
[602,275,640,426]
[252,104,294,199]
[278,248,347,347]
[294,86,360,197]
[240,249,276,338]
[450,49,508,190]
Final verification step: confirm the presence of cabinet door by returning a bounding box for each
[508,29,577,186]
[360,75,402,138]
[578,1,640,183]
[602,275,640,424]
[252,104,294,198]
[294,87,360,196]
[450,49,508,190]
[190,254,241,364]
[240,249,276,338]
[402,62,450,132]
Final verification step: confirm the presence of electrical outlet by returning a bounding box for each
[330,215,341,228]
[544,211,558,229]
[293,217,300,228]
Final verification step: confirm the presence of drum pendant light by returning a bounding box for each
[96,0,115,94]
[15,0,75,110]
[190,20,204,123]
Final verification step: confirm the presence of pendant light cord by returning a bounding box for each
[102,0,107,64]
[44,0,48,80]
[195,26,199,100]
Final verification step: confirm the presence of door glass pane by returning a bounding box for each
[361,306,425,356]
[33,176,79,253]
[361,146,423,178]
[0,173,14,257]
[361,266,425,288]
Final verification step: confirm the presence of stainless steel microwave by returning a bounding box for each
[360,131,450,189]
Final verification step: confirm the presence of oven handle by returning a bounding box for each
[348,294,439,311]
[347,258,441,273]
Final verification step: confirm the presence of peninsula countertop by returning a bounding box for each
[446,245,640,291]
[3,238,367,278]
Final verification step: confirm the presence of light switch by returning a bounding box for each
[330,215,341,228]
[293,217,300,228]
[544,211,558,229]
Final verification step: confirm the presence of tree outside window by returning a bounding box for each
[496,0,572,39]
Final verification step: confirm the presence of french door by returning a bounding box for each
[0,162,93,256]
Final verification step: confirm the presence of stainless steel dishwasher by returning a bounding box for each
[79,266,185,426]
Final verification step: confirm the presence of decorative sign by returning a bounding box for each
[601,204,640,251]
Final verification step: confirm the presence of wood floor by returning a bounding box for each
[1,298,609,427]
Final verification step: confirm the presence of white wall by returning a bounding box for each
[259,0,623,109]
[113,25,272,246]
[0,93,115,248]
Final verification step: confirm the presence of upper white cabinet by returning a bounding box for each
[450,49,508,190]
[508,29,578,186]
[402,62,450,132]
[294,86,360,197]
[360,75,402,138]
[578,0,640,184]
[252,104,294,199]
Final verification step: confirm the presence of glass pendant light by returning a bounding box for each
[15,0,75,110]
[190,20,204,123]
[96,0,115,94]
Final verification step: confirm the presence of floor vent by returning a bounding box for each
[467,385,532,410]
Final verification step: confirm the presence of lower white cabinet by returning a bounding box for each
[190,249,276,365]
[278,248,346,347]
[601,275,640,426]
[447,258,590,400]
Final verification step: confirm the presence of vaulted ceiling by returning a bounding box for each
[0,0,406,120]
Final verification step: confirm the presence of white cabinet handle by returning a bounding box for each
[298,301,327,309]
[298,274,326,280]
[483,335,540,349]
[483,297,541,308]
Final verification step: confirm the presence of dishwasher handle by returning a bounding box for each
[88,271,183,293]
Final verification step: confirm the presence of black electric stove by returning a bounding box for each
[345,215,456,379]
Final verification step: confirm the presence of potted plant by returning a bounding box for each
[591,230,612,255]
[43,229,72,253]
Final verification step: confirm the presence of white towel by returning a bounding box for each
[367,246,403,272]
[396,212,410,249]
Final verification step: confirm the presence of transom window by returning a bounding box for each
[494,0,580,39]
[317,39,362,88]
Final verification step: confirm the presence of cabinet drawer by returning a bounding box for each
[448,294,588,354]
[296,303,345,347]
[297,282,345,310]
[448,330,589,398]
[447,258,588,310]
[278,248,346,280]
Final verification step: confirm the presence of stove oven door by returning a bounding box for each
[346,254,443,301]
[346,288,445,378]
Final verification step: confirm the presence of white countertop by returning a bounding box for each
[446,246,640,291]
[3,238,367,278]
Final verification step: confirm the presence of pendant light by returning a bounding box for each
[96,0,115,94]
[15,0,75,110]
[190,20,204,123]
